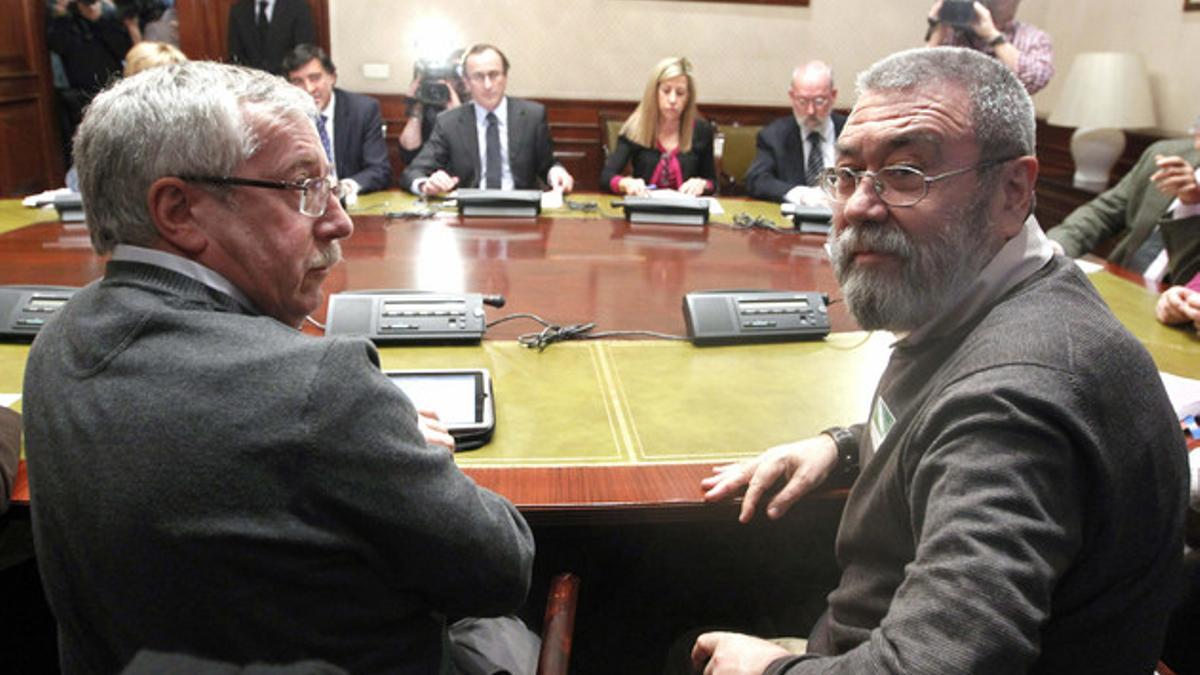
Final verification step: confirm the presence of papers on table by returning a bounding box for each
[23,188,77,209]
[645,189,724,215]
[1074,259,1104,275]
[0,394,20,408]
[540,188,564,210]
[1159,371,1200,421]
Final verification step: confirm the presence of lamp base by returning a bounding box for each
[1070,127,1126,193]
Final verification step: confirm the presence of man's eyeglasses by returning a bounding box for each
[819,157,1017,208]
[179,175,343,217]
[793,96,830,109]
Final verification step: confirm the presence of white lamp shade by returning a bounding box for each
[1048,52,1156,130]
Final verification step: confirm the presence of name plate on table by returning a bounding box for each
[621,195,709,226]
[456,189,542,218]
[54,193,85,223]
[683,290,830,345]
[326,291,489,344]
[0,285,79,340]
[781,203,833,234]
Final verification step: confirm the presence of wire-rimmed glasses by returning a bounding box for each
[818,157,1017,207]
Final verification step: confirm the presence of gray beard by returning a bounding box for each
[829,194,994,332]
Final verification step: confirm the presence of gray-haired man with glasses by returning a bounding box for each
[23,61,539,675]
[692,46,1185,675]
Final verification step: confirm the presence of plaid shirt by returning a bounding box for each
[948,20,1054,94]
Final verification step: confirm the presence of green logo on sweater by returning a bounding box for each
[870,396,895,450]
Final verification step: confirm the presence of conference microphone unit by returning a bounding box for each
[326,290,500,344]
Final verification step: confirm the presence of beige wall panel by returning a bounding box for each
[330,0,1200,135]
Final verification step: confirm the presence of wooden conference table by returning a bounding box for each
[2,193,1197,523]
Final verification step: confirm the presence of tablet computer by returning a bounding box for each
[384,368,495,450]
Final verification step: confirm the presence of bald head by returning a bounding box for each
[788,60,837,131]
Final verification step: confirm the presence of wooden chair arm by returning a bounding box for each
[536,572,581,675]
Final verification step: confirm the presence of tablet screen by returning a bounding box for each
[387,371,482,426]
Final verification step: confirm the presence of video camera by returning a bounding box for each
[113,0,166,25]
[414,59,459,106]
[937,0,976,27]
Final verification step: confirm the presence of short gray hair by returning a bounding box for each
[855,47,1035,162]
[74,61,317,254]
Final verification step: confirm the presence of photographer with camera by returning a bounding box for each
[399,53,467,166]
[924,0,1053,94]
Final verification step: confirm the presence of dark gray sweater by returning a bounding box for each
[769,256,1188,674]
[24,261,534,674]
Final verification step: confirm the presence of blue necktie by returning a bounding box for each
[485,112,501,189]
[317,114,333,165]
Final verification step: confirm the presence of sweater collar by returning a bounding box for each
[110,244,260,315]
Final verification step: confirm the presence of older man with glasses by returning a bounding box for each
[691,46,1185,675]
[745,61,846,205]
[23,61,539,675]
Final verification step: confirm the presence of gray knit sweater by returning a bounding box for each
[24,261,534,674]
[768,256,1188,674]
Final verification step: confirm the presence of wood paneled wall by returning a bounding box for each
[0,0,63,197]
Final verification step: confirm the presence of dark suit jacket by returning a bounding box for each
[744,112,847,202]
[227,0,315,74]
[332,89,391,193]
[599,118,717,194]
[400,98,558,191]
[1048,138,1200,284]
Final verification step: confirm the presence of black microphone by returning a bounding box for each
[482,294,506,308]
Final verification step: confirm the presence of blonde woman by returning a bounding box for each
[123,40,187,77]
[601,57,716,196]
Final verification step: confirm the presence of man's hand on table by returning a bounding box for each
[701,434,838,523]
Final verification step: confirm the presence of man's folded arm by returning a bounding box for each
[744,132,793,203]
[401,119,454,194]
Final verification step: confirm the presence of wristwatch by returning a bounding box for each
[988,33,1007,47]
[821,426,860,478]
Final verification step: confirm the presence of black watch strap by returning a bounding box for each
[822,426,860,477]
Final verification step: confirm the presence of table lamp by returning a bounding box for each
[1048,52,1156,193]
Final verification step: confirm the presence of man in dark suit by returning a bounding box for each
[283,44,391,201]
[227,0,314,74]
[402,44,574,196]
[744,61,847,204]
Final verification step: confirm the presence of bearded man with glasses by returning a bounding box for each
[23,61,538,675]
[691,47,1185,675]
